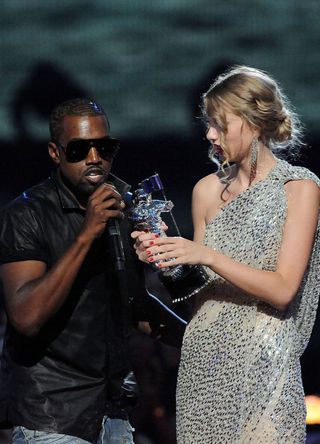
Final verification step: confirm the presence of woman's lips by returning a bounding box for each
[214,144,223,156]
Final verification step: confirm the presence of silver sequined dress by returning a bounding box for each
[176,159,320,443]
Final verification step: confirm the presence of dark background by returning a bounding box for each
[1,1,320,442]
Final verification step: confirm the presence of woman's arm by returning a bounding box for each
[192,177,210,243]
[143,179,319,311]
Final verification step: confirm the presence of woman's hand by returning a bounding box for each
[131,223,169,263]
[141,236,215,268]
[131,231,160,263]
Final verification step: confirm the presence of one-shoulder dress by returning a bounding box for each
[176,159,320,443]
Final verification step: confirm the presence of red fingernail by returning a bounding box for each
[148,257,154,262]
[146,250,152,255]
[155,234,160,238]
[149,241,154,245]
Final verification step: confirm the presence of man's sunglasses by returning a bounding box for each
[58,136,120,163]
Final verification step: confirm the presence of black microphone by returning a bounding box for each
[107,218,125,272]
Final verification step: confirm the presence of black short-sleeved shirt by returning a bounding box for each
[0,172,143,442]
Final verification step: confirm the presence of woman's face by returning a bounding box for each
[206,110,258,163]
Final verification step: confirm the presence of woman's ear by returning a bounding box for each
[252,124,261,139]
[48,142,60,165]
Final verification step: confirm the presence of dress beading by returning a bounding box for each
[176,159,320,443]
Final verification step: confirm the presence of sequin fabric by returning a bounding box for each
[176,159,320,443]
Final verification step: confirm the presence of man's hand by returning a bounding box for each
[0,184,125,336]
[80,183,125,242]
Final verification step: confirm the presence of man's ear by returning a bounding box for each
[48,142,60,165]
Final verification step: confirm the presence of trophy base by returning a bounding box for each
[159,265,211,303]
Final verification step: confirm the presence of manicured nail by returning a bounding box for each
[146,250,152,255]
[154,233,160,238]
[149,241,154,245]
[148,257,154,262]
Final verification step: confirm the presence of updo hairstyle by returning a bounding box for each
[202,66,304,163]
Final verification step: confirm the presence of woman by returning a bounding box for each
[132,66,320,443]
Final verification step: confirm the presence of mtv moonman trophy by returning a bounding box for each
[128,173,211,303]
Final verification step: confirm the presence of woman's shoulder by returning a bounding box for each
[275,159,320,186]
[192,173,219,203]
[193,172,223,192]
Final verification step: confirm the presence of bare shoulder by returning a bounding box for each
[192,173,223,224]
[192,173,221,198]
[285,178,320,202]
[284,179,319,224]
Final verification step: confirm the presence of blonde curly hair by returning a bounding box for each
[202,66,304,168]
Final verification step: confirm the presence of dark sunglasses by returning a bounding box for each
[58,136,120,163]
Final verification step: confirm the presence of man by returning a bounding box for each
[0,98,145,443]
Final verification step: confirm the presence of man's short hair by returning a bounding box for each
[49,98,109,143]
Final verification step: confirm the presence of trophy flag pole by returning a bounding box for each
[139,173,181,237]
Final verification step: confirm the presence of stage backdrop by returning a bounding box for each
[0,3,319,437]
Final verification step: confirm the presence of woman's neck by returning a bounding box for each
[234,145,276,188]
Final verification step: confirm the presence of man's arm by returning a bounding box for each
[0,183,124,337]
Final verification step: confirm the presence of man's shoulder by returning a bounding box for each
[1,177,56,216]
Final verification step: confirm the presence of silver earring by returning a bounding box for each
[249,137,259,186]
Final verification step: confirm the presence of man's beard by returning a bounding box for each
[59,170,108,206]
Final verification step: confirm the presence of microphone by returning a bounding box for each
[107,218,125,272]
